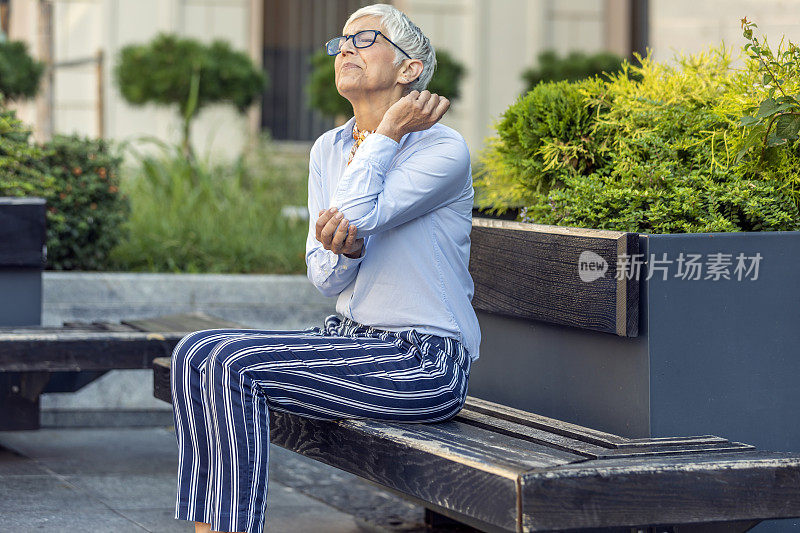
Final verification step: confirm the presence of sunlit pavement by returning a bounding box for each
[0,425,434,533]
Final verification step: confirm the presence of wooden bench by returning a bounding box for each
[151,320,800,532]
[0,312,242,430]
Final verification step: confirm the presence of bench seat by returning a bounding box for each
[154,355,800,532]
[0,312,242,430]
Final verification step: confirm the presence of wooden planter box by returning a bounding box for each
[0,197,46,326]
[468,216,799,449]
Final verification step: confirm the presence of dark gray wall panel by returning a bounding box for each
[468,310,650,439]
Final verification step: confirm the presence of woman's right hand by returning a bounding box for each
[316,207,364,258]
[376,90,450,143]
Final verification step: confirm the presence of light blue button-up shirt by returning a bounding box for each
[305,116,481,362]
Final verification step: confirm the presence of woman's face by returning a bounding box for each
[335,15,403,100]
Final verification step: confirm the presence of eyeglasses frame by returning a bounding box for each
[325,29,412,60]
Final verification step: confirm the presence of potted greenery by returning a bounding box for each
[468,24,800,526]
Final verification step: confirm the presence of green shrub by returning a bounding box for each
[307,49,466,119]
[474,78,606,211]
[521,49,627,92]
[114,33,268,157]
[476,25,800,234]
[0,41,45,101]
[0,109,54,197]
[37,134,129,270]
[107,138,308,273]
[0,110,128,269]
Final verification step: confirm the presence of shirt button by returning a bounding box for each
[341,265,348,270]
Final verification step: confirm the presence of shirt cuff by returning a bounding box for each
[352,132,400,168]
[333,240,367,271]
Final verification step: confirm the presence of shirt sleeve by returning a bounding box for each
[305,139,367,298]
[329,131,471,238]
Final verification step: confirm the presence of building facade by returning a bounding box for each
[4,0,799,159]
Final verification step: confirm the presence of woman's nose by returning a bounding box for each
[339,36,357,55]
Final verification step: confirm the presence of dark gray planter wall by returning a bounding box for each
[470,311,651,438]
[0,197,46,326]
[646,231,800,453]
[646,231,800,533]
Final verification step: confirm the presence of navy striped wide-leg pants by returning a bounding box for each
[171,314,471,533]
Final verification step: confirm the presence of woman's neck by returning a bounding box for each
[349,87,405,132]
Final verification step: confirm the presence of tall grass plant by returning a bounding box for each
[108,136,309,273]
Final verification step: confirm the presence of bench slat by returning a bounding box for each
[521,449,800,530]
[469,218,640,337]
[0,332,186,371]
[122,312,244,333]
[0,313,239,372]
[62,321,139,332]
[465,395,628,446]
[456,406,755,460]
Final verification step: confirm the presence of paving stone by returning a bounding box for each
[0,445,49,476]
[0,475,107,513]
[67,472,180,511]
[0,508,149,531]
[0,427,178,476]
[0,427,398,533]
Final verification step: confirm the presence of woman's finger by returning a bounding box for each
[344,224,358,251]
[422,94,440,117]
[320,212,342,246]
[415,90,431,109]
[432,97,450,122]
[316,208,337,238]
[331,219,349,253]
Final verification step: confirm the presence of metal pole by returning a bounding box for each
[36,0,53,142]
[96,48,104,138]
[630,0,649,60]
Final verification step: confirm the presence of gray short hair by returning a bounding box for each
[344,3,436,93]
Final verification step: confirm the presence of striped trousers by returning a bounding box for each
[170,313,471,533]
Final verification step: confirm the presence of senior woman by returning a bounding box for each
[170,4,480,533]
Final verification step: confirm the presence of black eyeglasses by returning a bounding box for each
[325,29,412,59]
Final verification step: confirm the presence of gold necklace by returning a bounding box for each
[347,122,374,165]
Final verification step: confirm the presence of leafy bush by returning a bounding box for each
[0,109,54,198]
[475,78,605,210]
[0,41,45,101]
[36,135,129,270]
[107,138,308,273]
[522,50,627,92]
[475,23,800,234]
[114,33,268,157]
[307,49,466,119]
[0,109,128,269]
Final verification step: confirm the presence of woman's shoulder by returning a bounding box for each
[411,123,469,159]
[421,123,468,148]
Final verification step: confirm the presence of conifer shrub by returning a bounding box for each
[475,22,800,233]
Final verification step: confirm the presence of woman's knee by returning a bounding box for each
[172,329,235,368]
[205,334,282,376]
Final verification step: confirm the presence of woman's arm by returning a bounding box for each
[329,131,471,238]
[329,91,469,238]
[305,140,366,297]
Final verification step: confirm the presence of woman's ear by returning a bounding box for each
[398,58,424,85]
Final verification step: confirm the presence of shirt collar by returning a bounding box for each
[334,116,357,145]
